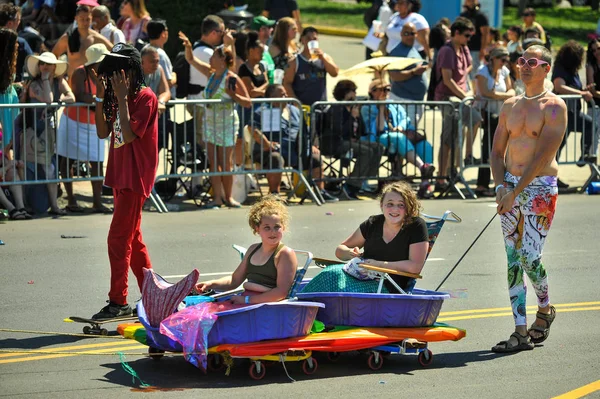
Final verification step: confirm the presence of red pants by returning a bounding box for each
[107,189,152,305]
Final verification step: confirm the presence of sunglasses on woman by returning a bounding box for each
[517,57,548,68]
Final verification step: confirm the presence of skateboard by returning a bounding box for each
[64,316,139,335]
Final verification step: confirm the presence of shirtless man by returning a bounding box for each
[52,5,113,80]
[490,45,566,353]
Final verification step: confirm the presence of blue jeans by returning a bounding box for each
[361,134,433,164]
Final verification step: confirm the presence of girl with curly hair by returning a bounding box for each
[195,195,298,305]
[302,181,429,294]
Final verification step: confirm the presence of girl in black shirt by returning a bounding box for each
[302,181,429,293]
[238,36,268,98]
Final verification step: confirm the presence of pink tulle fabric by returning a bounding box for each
[159,302,243,370]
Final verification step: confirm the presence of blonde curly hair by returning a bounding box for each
[248,195,290,234]
[378,181,422,222]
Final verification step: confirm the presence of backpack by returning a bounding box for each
[426,62,440,103]
[173,50,190,99]
[174,41,210,99]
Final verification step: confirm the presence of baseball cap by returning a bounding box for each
[77,0,100,6]
[251,16,276,31]
[97,43,142,76]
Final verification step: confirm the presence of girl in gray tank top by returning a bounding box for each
[194,196,298,305]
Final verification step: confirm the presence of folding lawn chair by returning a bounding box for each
[313,210,461,294]
[232,245,314,298]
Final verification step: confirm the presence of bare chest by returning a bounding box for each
[68,36,95,59]
[506,101,546,139]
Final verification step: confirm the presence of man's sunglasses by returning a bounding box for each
[517,57,549,68]
[463,33,472,39]
[402,32,416,36]
[523,13,533,17]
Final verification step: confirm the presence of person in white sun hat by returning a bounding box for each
[23,51,75,217]
[57,43,113,214]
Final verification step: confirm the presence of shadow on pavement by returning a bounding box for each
[0,334,87,349]
[98,348,504,390]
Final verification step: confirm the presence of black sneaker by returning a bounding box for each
[320,189,339,203]
[464,156,482,166]
[92,301,133,320]
[419,163,435,179]
[417,181,433,199]
[434,181,449,192]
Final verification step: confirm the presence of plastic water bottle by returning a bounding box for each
[378,1,392,26]
[587,182,600,195]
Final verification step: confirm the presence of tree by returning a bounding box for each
[146,0,263,59]
[518,0,528,16]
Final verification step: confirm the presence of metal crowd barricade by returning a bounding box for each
[310,99,453,197]
[151,97,322,213]
[0,101,167,213]
[458,94,600,195]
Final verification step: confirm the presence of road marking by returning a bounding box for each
[162,259,446,279]
[0,345,146,364]
[0,340,139,359]
[1,300,596,365]
[438,306,600,322]
[439,301,600,316]
[552,380,600,399]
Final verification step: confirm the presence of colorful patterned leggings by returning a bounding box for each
[501,172,558,326]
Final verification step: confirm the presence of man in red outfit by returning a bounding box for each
[91,43,158,319]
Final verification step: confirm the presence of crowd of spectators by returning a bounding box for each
[0,0,598,220]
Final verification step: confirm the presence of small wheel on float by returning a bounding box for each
[249,361,266,380]
[302,357,318,375]
[82,326,91,335]
[417,349,433,367]
[367,352,384,371]
[100,328,109,336]
[207,354,226,372]
[148,347,165,361]
[326,351,340,362]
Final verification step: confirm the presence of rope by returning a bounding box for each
[0,328,126,339]
[119,352,151,387]
[0,348,216,357]
[279,354,296,382]
[0,348,155,356]
[435,213,497,291]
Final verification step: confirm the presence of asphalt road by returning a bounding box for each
[1,194,599,398]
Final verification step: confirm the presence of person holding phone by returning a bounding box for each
[388,22,428,127]
[179,31,251,209]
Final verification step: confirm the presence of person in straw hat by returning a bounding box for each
[23,51,74,216]
[57,43,113,214]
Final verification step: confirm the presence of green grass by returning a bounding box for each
[502,6,597,50]
[299,1,597,49]
[299,0,371,30]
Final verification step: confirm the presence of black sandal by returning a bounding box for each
[528,305,556,344]
[18,209,33,219]
[491,332,535,353]
[8,209,28,220]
